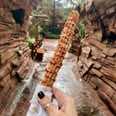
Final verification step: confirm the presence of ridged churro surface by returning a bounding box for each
[41,11,79,87]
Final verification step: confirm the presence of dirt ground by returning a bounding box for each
[11,39,113,116]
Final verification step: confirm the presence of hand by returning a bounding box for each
[38,87,78,116]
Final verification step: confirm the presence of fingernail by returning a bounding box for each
[38,91,45,99]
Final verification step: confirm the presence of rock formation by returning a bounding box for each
[0,0,38,115]
[71,0,116,114]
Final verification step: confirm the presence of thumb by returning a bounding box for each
[38,91,60,116]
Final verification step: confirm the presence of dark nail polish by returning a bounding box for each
[38,91,45,99]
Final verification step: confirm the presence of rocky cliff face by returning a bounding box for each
[0,0,38,114]
[71,0,116,114]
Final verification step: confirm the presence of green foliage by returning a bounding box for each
[46,33,60,39]
[79,22,85,39]
[28,37,35,49]
[29,20,43,37]
[79,22,86,45]
[61,7,73,21]
[30,0,64,36]
[45,6,64,34]
[29,25,35,38]
[48,26,62,35]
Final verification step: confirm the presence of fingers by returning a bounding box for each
[38,91,59,115]
[37,89,77,116]
[52,87,70,106]
[38,91,50,109]
[52,87,78,116]
[52,87,66,98]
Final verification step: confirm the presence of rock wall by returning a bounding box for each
[72,0,116,114]
[0,0,38,114]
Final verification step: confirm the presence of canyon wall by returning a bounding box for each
[0,0,38,114]
[71,0,116,114]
